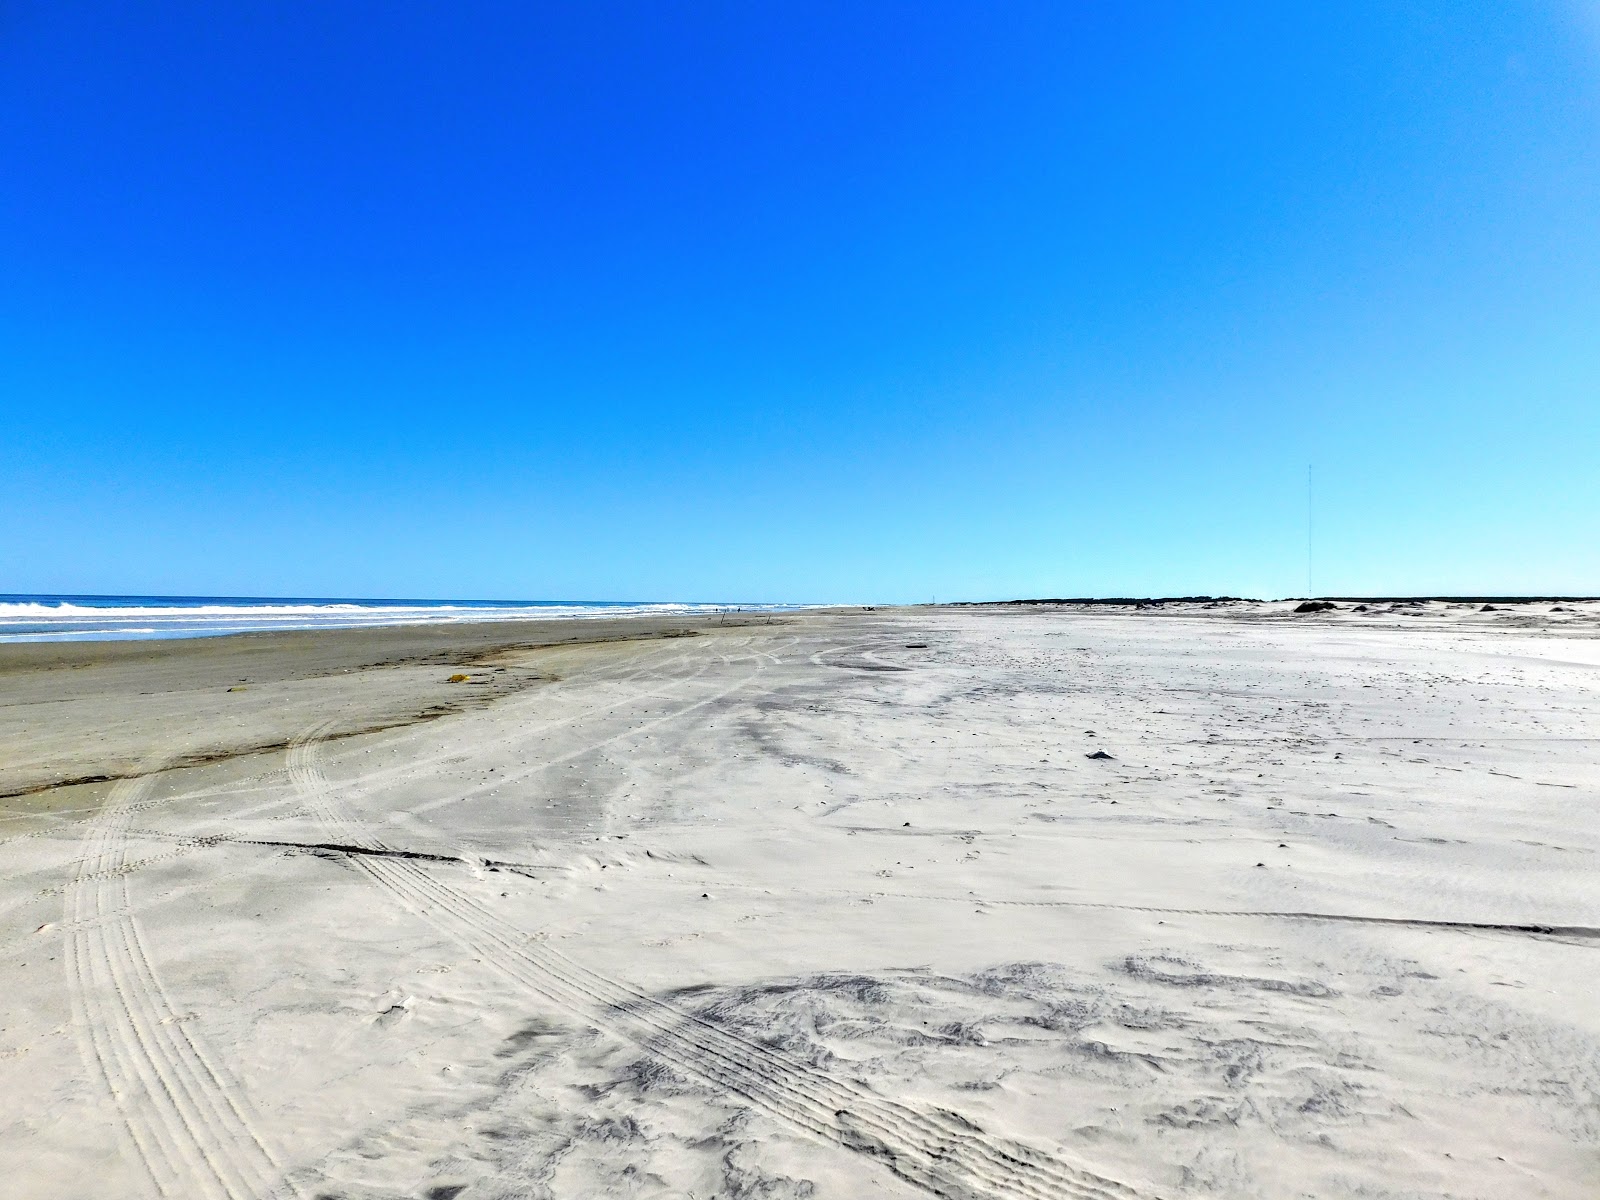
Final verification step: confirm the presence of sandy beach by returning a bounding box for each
[2,602,1597,1199]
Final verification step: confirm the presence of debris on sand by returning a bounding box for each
[1294,600,1337,613]
[1086,750,1115,760]
[448,674,470,683]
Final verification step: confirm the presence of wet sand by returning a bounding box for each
[2,602,1597,1199]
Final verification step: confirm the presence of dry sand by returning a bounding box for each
[2,602,1597,1199]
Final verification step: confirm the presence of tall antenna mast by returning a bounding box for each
[1307,463,1314,598]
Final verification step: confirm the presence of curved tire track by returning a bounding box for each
[316,635,737,811]
[62,767,294,1199]
[408,637,795,816]
[287,653,1157,1200]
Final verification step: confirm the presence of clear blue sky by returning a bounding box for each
[3,2,1598,601]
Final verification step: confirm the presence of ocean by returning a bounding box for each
[0,595,797,643]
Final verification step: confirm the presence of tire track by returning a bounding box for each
[62,765,295,1199]
[287,653,1158,1200]
[19,637,731,905]
[409,637,796,816]
[283,637,777,843]
[2,635,709,848]
[314,635,736,810]
[807,643,853,666]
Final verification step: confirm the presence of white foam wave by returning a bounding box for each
[0,599,800,643]
[0,601,471,618]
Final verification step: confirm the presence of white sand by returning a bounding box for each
[2,603,1597,1199]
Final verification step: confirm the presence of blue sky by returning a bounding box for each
[3,2,1598,602]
